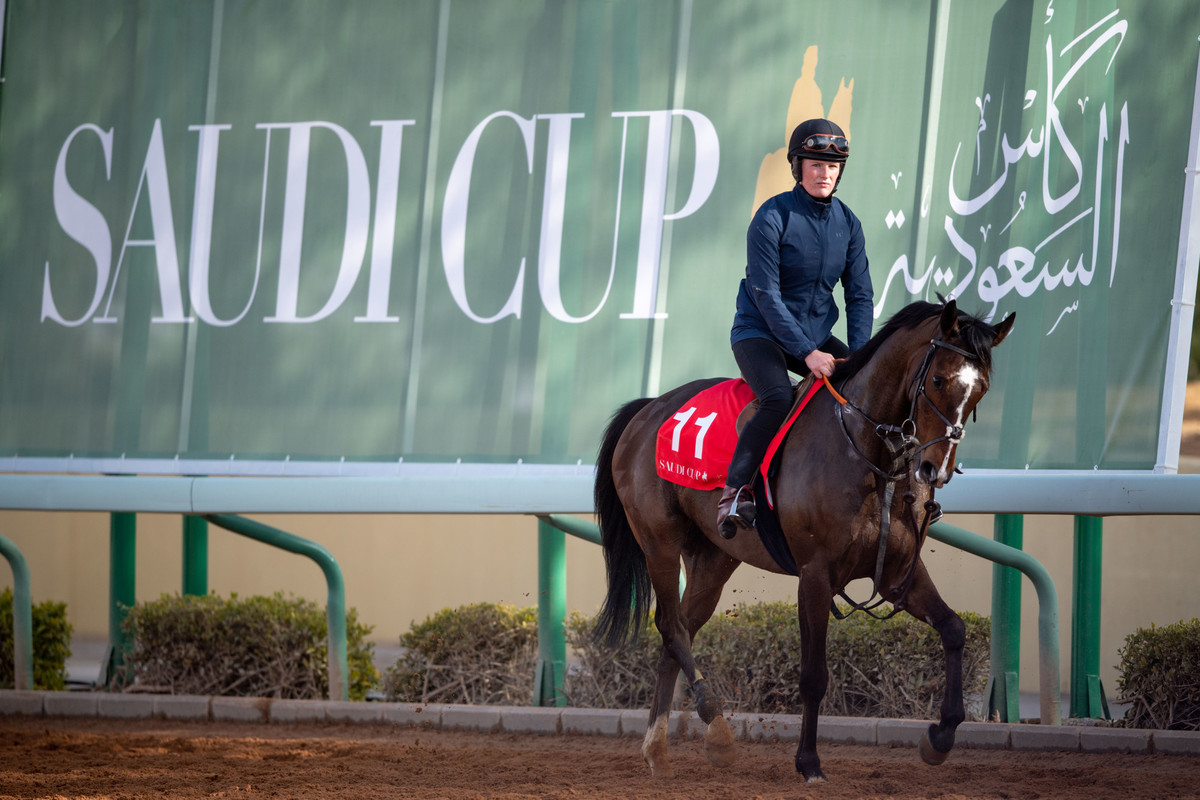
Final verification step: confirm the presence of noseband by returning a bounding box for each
[829,335,982,620]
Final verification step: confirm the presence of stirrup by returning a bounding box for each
[729,486,756,528]
[718,485,756,539]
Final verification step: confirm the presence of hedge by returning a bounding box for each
[566,601,991,719]
[384,600,990,719]
[117,592,376,700]
[381,603,538,704]
[1117,618,1200,730]
[0,587,72,691]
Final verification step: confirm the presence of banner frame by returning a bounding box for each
[1156,36,1200,474]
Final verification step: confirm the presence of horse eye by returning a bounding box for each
[931,375,946,391]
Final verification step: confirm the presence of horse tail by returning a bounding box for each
[593,397,654,649]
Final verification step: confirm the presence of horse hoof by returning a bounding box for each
[796,755,827,783]
[919,729,951,766]
[703,716,737,768]
[643,735,674,779]
[799,764,828,783]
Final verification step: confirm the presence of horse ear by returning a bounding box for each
[939,298,959,337]
[991,312,1016,347]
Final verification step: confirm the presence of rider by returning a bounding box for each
[716,118,875,539]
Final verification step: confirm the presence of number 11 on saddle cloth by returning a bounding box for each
[654,376,825,506]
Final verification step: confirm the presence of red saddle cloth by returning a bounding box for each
[654,377,825,496]
[655,379,755,490]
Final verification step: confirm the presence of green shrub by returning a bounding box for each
[562,609,660,709]
[1116,618,1200,730]
[117,592,376,700]
[822,604,989,719]
[0,587,72,691]
[566,601,990,720]
[381,603,538,704]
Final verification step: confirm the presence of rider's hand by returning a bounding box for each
[804,349,836,379]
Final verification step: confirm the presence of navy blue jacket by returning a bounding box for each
[731,185,873,358]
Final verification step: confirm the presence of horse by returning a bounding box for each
[592,298,1015,782]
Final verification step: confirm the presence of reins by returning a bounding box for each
[819,335,978,620]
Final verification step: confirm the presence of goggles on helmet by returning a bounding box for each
[801,134,849,156]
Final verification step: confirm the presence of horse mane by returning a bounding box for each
[830,300,1002,384]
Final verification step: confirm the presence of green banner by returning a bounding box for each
[0,0,1195,473]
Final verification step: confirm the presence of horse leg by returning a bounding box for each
[793,566,834,783]
[639,539,738,776]
[642,642,683,778]
[902,559,966,765]
[679,545,740,768]
[638,542,694,779]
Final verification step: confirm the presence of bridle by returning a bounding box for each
[832,336,980,480]
[826,335,983,620]
[908,337,981,462]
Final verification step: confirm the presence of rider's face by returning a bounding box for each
[797,158,841,199]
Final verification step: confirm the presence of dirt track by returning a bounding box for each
[2,716,1198,800]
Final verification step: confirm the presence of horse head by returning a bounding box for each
[909,299,1015,487]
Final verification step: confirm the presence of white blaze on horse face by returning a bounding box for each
[935,362,985,481]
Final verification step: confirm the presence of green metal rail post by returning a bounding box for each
[1071,515,1110,719]
[533,515,604,706]
[182,516,209,597]
[105,512,137,686]
[203,514,349,701]
[988,514,1024,722]
[929,520,1061,726]
[533,518,568,706]
[0,534,34,690]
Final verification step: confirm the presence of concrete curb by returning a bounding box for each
[3,690,1198,756]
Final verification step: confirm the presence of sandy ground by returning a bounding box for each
[2,716,1198,800]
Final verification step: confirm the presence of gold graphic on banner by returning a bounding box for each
[752,45,854,214]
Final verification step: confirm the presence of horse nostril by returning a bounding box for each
[919,461,938,484]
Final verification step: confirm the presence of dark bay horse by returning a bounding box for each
[593,299,1015,782]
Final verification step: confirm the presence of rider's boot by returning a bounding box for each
[716,484,756,539]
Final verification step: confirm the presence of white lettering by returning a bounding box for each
[186,123,258,326]
[537,112,607,323]
[615,110,720,320]
[43,124,114,326]
[101,118,188,324]
[357,120,416,322]
[40,107,723,328]
[261,121,371,323]
[442,110,533,323]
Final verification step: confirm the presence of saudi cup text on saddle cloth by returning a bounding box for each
[655,377,825,494]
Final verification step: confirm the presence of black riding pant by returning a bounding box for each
[725,335,849,489]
